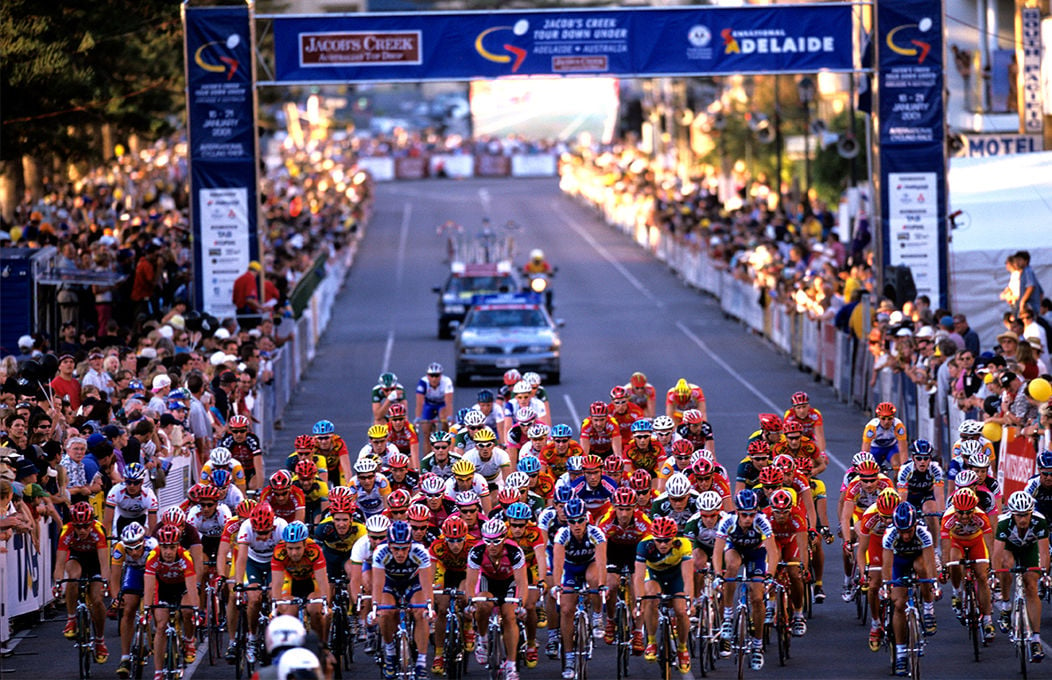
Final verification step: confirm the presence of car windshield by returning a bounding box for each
[447,275,513,295]
[467,308,547,328]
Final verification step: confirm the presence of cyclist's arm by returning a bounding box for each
[415,392,425,421]
[514,557,528,602]
[314,566,330,599]
[712,536,726,574]
[190,543,204,580]
[108,555,122,599]
[991,537,1005,571]
[442,391,454,424]
[611,433,623,458]
[339,451,351,491]
[680,554,694,600]
[421,563,435,605]
[146,509,158,534]
[1040,538,1051,573]
[371,565,385,606]
[800,486,817,530]
[185,570,200,608]
[595,539,607,575]
[143,572,156,608]
[552,543,565,588]
[632,558,647,599]
[252,457,265,491]
[270,562,285,602]
[102,506,114,537]
[814,424,828,454]
[579,433,591,455]
[234,543,248,584]
[795,529,810,572]
[894,436,909,470]
[408,437,420,470]
[881,548,893,584]
[763,534,778,575]
[923,545,937,578]
[839,498,855,543]
[465,565,480,598]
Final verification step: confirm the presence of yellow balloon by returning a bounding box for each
[114,143,125,157]
[1029,377,1052,402]
[981,421,1002,442]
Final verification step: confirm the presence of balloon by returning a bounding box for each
[1028,377,1052,402]
[20,359,41,382]
[40,353,59,381]
[981,421,1002,442]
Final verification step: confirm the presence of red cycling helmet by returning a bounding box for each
[772,454,796,476]
[759,413,783,432]
[198,484,224,502]
[951,488,979,512]
[386,453,410,470]
[604,455,624,476]
[295,459,318,479]
[235,498,257,519]
[407,504,433,522]
[497,487,520,505]
[187,483,206,504]
[876,402,897,418]
[683,409,703,424]
[855,460,881,477]
[758,466,784,486]
[269,469,293,491]
[589,401,609,417]
[630,372,647,388]
[160,507,185,526]
[651,517,678,540]
[581,454,603,470]
[388,402,407,418]
[671,439,694,458]
[70,501,94,525]
[783,420,805,435]
[612,487,637,507]
[250,502,275,533]
[329,495,355,515]
[229,414,250,431]
[294,434,315,451]
[503,369,522,386]
[629,468,652,492]
[795,456,814,475]
[769,489,795,511]
[441,516,469,540]
[610,385,628,400]
[692,457,714,477]
[387,489,412,510]
[156,524,182,545]
[747,440,771,458]
[790,391,809,406]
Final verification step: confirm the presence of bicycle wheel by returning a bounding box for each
[575,612,590,680]
[777,589,790,666]
[906,608,921,680]
[615,602,630,680]
[77,605,92,680]
[1014,600,1029,680]
[965,584,980,662]
[698,597,717,676]
[235,610,252,680]
[166,629,181,678]
[130,619,146,680]
[487,624,502,680]
[661,615,674,680]
[399,629,413,680]
[329,607,345,680]
[447,612,463,680]
[734,606,749,680]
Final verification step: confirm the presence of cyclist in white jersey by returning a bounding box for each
[416,363,455,454]
[103,463,158,536]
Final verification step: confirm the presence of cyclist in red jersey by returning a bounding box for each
[688,458,732,509]
[625,372,657,418]
[656,440,695,492]
[783,391,827,453]
[144,525,199,675]
[271,521,329,640]
[763,489,810,636]
[506,503,547,668]
[676,409,713,453]
[774,420,828,475]
[54,502,110,662]
[622,420,666,477]
[218,414,264,491]
[629,470,658,512]
[609,386,646,443]
[385,403,420,466]
[597,487,653,652]
[580,401,622,458]
[539,424,583,479]
[259,470,307,524]
[665,378,706,424]
[311,419,351,486]
[466,519,529,680]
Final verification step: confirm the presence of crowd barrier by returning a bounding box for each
[0,517,55,645]
[355,153,558,181]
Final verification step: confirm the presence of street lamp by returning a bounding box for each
[797,76,815,199]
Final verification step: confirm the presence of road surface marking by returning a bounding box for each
[395,201,412,287]
[382,329,395,374]
[563,394,580,428]
[183,640,206,679]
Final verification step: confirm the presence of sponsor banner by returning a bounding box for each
[511,154,558,177]
[998,427,1037,498]
[356,156,395,181]
[1020,7,1043,134]
[395,157,428,179]
[184,6,260,317]
[475,154,511,177]
[271,5,853,83]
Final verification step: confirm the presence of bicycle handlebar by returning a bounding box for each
[993,567,1044,574]
[470,596,521,604]
[944,559,990,567]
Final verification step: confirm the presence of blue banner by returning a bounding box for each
[876,0,947,308]
[270,5,854,83]
[184,5,260,318]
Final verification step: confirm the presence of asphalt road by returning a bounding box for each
[10,177,1046,680]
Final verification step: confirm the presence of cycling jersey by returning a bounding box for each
[636,537,692,573]
[371,382,407,404]
[201,460,247,490]
[58,521,108,554]
[597,508,653,545]
[857,505,895,565]
[417,375,454,421]
[579,417,619,456]
[570,475,618,517]
[259,486,306,523]
[295,479,331,513]
[218,432,263,479]
[691,473,732,500]
[112,538,157,571]
[502,396,547,422]
[610,403,646,441]
[684,512,725,554]
[842,474,895,517]
[946,438,997,477]
[675,422,712,451]
[237,517,289,563]
[145,548,196,585]
[510,526,545,576]
[896,461,944,505]
[762,506,808,559]
[420,452,462,479]
[995,512,1050,550]
[782,407,823,440]
[622,440,665,473]
[651,493,701,530]
[271,539,326,581]
[372,542,431,582]
[940,508,993,544]
[771,438,823,469]
[467,542,526,580]
[625,383,656,412]
[443,474,490,502]
[882,525,934,560]
[313,516,366,553]
[151,522,202,552]
[385,471,419,496]
[349,535,376,566]
[1023,476,1052,519]
[105,483,159,521]
[716,514,774,552]
[735,458,766,488]
[666,385,705,416]
[349,474,392,517]
[284,453,328,478]
[539,441,583,478]
[314,435,351,485]
[430,536,479,586]
[463,447,511,483]
[188,504,232,559]
[386,422,419,455]
[553,524,606,565]
[861,418,907,466]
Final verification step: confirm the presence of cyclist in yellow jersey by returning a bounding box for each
[635,516,693,672]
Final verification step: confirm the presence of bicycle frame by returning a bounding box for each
[721,574,766,680]
[471,595,521,680]
[946,558,990,661]
[376,600,431,680]
[147,603,198,680]
[57,576,106,680]
[889,575,936,680]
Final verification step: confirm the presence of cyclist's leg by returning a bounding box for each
[245,559,268,636]
[641,578,659,643]
[497,580,518,663]
[866,537,884,629]
[64,556,84,617]
[152,605,169,673]
[947,543,964,593]
[1024,571,1042,637]
[409,587,429,665]
[721,549,743,619]
[559,564,584,655]
[88,579,106,638]
[585,561,603,615]
[995,550,1014,624]
[433,588,450,652]
[120,591,142,657]
[889,556,911,648]
[970,546,992,617]
[744,550,766,638]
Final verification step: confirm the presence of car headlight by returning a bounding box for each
[462,346,487,355]
[526,345,554,353]
[444,304,466,313]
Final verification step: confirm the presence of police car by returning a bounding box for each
[454,293,562,386]
[433,261,518,339]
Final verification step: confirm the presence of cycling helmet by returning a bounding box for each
[693,448,715,463]
[630,372,648,388]
[734,489,759,512]
[796,456,815,475]
[851,451,876,468]
[966,450,991,468]
[211,468,232,489]
[612,487,637,507]
[235,499,257,519]
[313,420,335,436]
[554,484,576,504]
[515,407,536,423]
[365,515,392,534]
[386,453,410,470]
[120,522,146,547]
[294,435,314,451]
[430,430,454,444]
[124,462,147,482]
[454,490,480,507]
[758,466,784,486]
[387,520,412,545]
[329,486,354,501]
[160,506,185,527]
[875,488,900,516]
[442,516,468,539]
[698,491,723,512]
[456,407,471,426]
[503,369,522,386]
[268,617,308,656]
[198,484,224,502]
[481,518,508,541]
[610,385,628,400]
[505,471,530,490]
[957,438,984,458]
[604,455,624,476]
[513,381,532,396]
[282,521,309,543]
[875,402,896,417]
[670,439,694,458]
[517,456,542,475]
[855,459,881,477]
[564,497,587,520]
[379,372,399,388]
[506,502,533,521]
[354,458,378,475]
[523,372,542,387]
[1007,491,1036,514]
[156,524,182,545]
[1039,450,1052,469]
[629,469,652,492]
[269,469,294,491]
[666,473,692,498]
[954,470,979,488]
[209,446,232,467]
[630,419,653,434]
[496,487,520,505]
[407,504,432,523]
[910,440,934,458]
[426,363,444,375]
[892,502,918,530]
[651,516,678,539]
[951,488,979,512]
[294,459,318,479]
[472,427,497,443]
[477,389,495,403]
[958,420,983,437]
[387,403,407,418]
[329,495,355,515]
[551,424,573,438]
[367,424,389,439]
[791,391,809,406]
[566,456,584,473]
[420,474,445,495]
[758,414,783,432]
[581,454,603,471]
[451,459,476,477]
[527,423,550,440]
[673,379,692,397]
[229,414,250,431]
[386,489,411,511]
[769,489,794,511]
[747,440,771,458]
[692,457,715,477]
[683,409,703,425]
[772,454,796,476]
[250,503,274,533]
[589,401,609,417]
[653,415,676,432]
[783,420,804,435]
[463,410,486,428]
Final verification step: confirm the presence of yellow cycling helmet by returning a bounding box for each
[451,459,476,476]
[472,427,497,443]
[674,378,691,397]
[367,424,389,440]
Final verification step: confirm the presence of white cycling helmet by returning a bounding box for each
[505,471,530,490]
[354,458,378,474]
[209,446,232,467]
[463,409,486,427]
[666,473,692,498]
[967,450,991,468]
[697,490,723,513]
[652,416,676,432]
[277,647,320,680]
[522,371,542,387]
[420,474,445,495]
[851,452,876,468]
[691,448,714,465]
[515,407,536,423]
[512,381,532,395]
[365,514,392,534]
[954,470,979,488]
[958,419,983,436]
[120,522,147,548]
[265,614,307,654]
[527,423,550,439]
[1007,491,1035,514]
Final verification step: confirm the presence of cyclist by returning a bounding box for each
[656,440,696,488]
[735,440,773,493]
[610,386,646,443]
[219,499,255,662]
[205,445,251,492]
[420,431,461,479]
[1022,450,1052,519]
[713,489,777,671]
[219,414,265,491]
[516,422,550,462]
[962,448,1002,513]
[103,462,158,536]
[384,489,414,524]
[504,381,548,431]
[630,469,657,512]
[783,391,827,453]
[552,497,608,680]
[186,483,232,583]
[840,458,893,601]
[652,472,700,532]
[451,491,489,539]
[260,470,307,524]
[795,455,833,602]
[684,489,725,586]
[497,370,523,418]
[580,401,622,458]
[144,524,200,677]
[284,435,328,485]
[993,491,1049,661]
[763,488,809,637]
[896,440,945,537]
[383,452,419,496]
[372,371,407,424]
[430,515,479,675]
[773,420,827,476]
[540,424,582,480]
[940,488,995,640]
[676,409,713,454]
[571,454,618,520]
[292,459,330,524]
[748,413,785,448]
[234,502,289,662]
[622,419,664,477]
[651,415,678,456]
[154,506,205,583]
[408,504,440,546]
[314,490,365,578]
[312,419,351,487]
[357,424,400,468]
[110,522,157,678]
[521,372,549,406]
[54,502,110,661]
[597,486,652,651]
[270,520,329,640]
[515,457,554,505]
[463,427,511,491]
[348,514,391,652]
[417,473,455,527]
[856,488,901,650]
[372,520,435,680]
[210,468,246,515]
[539,484,574,658]
[385,403,421,465]
[503,407,539,463]
[946,420,997,491]
[624,371,657,418]
[349,458,392,517]
[665,378,706,424]
[257,616,309,680]
[465,519,528,680]
[506,502,546,666]
[635,516,694,672]
[882,502,938,676]
[688,457,732,507]
[415,362,454,453]
[861,402,909,472]
[471,389,502,431]
[445,459,492,514]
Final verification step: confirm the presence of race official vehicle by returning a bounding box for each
[454,293,562,386]
[433,261,518,339]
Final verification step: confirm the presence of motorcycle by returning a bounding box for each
[525,269,556,314]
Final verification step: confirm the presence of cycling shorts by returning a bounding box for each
[1005,542,1041,569]
[865,535,884,569]
[606,543,637,574]
[115,514,147,537]
[645,567,685,594]
[438,569,467,590]
[890,554,921,583]
[282,577,316,599]
[478,576,516,605]
[155,582,187,607]
[694,542,715,561]
[383,577,422,601]
[775,538,801,561]
[869,444,898,468]
[561,561,591,589]
[949,536,989,562]
[68,550,103,579]
[906,492,936,509]
[121,566,146,595]
[245,558,271,586]
[726,545,767,577]
[419,401,444,422]
[322,547,352,581]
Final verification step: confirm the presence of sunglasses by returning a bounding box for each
[446,537,465,544]
[358,474,375,480]
[460,508,478,513]
[613,399,627,405]
[426,492,445,498]
[553,438,570,443]
[315,435,332,440]
[568,518,587,524]
[390,417,405,422]
[476,442,494,448]
[230,428,248,434]
[484,538,505,546]
[785,435,801,441]
[633,434,650,439]
[859,477,878,483]
[654,537,672,544]
[674,455,691,461]
[368,534,386,541]
[509,522,527,528]
[127,480,142,486]
[200,502,216,508]
[738,512,757,518]
[411,524,429,531]
[431,445,449,450]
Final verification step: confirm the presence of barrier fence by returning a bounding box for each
[355,153,558,181]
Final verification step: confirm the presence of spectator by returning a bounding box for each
[186,372,213,467]
[60,436,101,504]
[233,261,264,330]
[997,330,1021,362]
[50,354,81,411]
[148,374,171,414]
[952,314,981,357]
[1016,250,1044,320]
[130,242,163,326]
[1019,309,1049,365]
[80,350,114,398]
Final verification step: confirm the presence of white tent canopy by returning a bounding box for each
[948,150,1052,349]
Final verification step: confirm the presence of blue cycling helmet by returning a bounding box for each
[124,462,147,482]
[630,419,653,433]
[553,484,575,504]
[892,502,918,530]
[564,497,587,520]
[910,439,934,458]
[477,389,495,403]
[211,468,231,489]
[505,502,533,521]
[456,407,472,426]
[734,488,759,512]
[282,521,309,543]
[517,456,542,475]
[313,420,335,436]
[566,456,584,473]
[1038,450,1052,469]
[388,520,412,545]
[551,424,573,438]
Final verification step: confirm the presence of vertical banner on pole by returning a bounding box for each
[184,4,260,319]
[875,0,948,308]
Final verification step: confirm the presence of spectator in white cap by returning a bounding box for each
[14,336,37,367]
[147,374,171,414]
[80,350,114,398]
[1019,308,1049,365]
